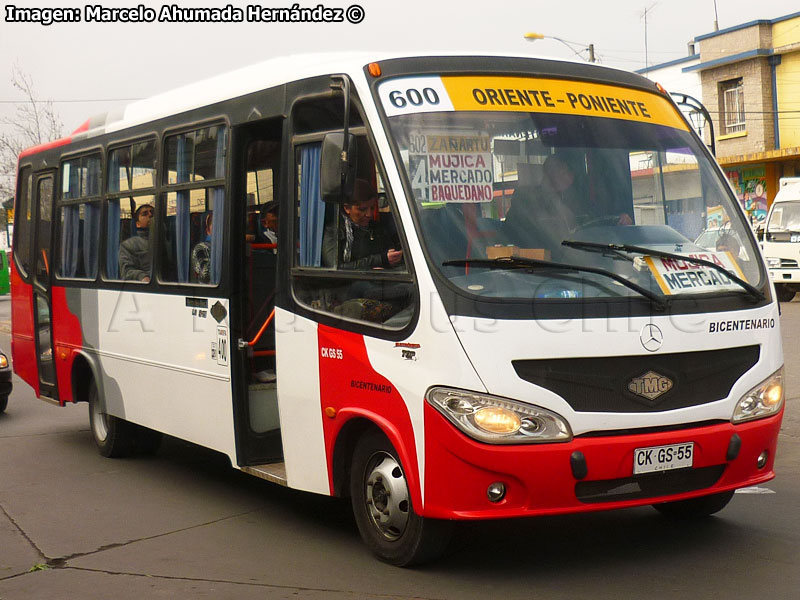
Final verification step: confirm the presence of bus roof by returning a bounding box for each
[21,51,642,158]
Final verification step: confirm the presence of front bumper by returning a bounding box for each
[769,268,800,284]
[422,403,782,519]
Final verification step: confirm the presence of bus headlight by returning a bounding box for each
[426,387,572,444]
[0,353,7,369]
[474,406,521,434]
[766,257,781,269]
[732,368,784,423]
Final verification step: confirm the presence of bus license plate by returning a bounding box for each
[633,442,693,475]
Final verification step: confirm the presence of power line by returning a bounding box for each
[601,49,689,56]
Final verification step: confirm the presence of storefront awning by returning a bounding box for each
[717,146,800,166]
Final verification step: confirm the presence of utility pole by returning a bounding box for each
[644,6,649,71]
[641,3,658,72]
[588,44,595,63]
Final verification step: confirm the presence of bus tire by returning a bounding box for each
[775,285,796,303]
[89,380,134,458]
[652,490,735,519]
[0,394,7,413]
[349,431,451,566]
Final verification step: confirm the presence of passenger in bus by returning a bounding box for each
[191,213,213,284]
[257,201,279,252]
[119,204,153,282]
[322,179,403,270]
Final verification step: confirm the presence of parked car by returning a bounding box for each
[694,227,748,260]
[0,348,11,413]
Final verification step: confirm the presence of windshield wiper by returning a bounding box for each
[442,257,669,310]
[561,240,765,302]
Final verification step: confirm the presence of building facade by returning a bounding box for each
[691,13,800,228]
[640,12,800,229]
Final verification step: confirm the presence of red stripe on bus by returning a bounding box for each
[10,266,38,395]
[316,326,421,506]
[71,120,90,135]
[50,286,84,404]
[19,136,73,159]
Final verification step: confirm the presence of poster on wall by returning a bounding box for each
[706,205,726,229]
[725,167,767,228]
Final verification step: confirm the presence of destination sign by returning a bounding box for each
[378,75,687,130]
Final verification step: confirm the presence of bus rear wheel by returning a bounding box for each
[652,490,735,518]
[349,431,451,566]
[89,381,135,458]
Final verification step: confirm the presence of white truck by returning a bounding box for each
[763,177,800,302]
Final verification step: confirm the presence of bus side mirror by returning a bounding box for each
[320,132,358,203]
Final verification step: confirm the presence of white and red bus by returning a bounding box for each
[11,53,784,565]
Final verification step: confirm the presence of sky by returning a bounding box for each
[1,0,799,135]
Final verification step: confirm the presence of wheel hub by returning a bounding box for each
[91,400,109,442]
[365,453,410,541]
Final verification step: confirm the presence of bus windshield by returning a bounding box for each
[379,75,763,302]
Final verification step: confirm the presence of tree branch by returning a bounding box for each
[0,63,64,198]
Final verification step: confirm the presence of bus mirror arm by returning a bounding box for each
[670,91,715,156]
[320,76,358,203]
[340,74,350,192]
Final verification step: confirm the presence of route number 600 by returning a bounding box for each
[388,88,440,109]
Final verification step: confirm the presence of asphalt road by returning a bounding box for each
[1,294,799,599]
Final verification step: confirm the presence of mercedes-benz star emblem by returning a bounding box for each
[640,324,663,352]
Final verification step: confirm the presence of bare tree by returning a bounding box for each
[0,64,64,200]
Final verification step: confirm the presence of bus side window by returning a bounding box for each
[58,154,102,280]
[58,203,101,279]
[13,167,33,277]
[292,138,414,329]
[35,177,53,279]
[160,125,226,286]
[105,140,157,282]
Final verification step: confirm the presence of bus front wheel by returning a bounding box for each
[349,431,451,566]
[0,394,7,413]
[89,381,135,458]
[652,490,735,518]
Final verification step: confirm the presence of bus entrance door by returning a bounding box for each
[233,122,285,467]
[31,173,57,399]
